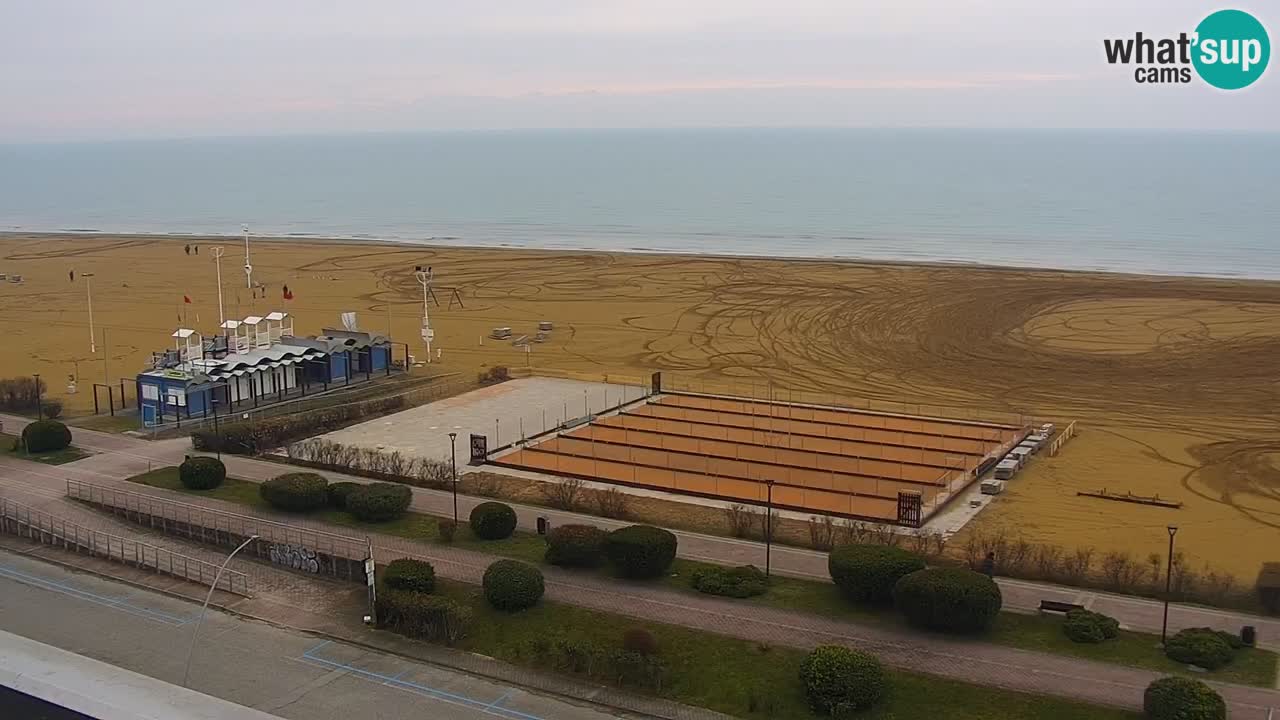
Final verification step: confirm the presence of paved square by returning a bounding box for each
[319,377,646,465]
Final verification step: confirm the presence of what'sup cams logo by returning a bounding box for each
[1104,9,1270,89]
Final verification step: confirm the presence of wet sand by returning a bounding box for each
[1,232,1277,579]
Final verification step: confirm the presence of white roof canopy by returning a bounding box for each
[172,328,197,339]
[265,311,289,321]
[220,320,242,329]
[242,315,264,325]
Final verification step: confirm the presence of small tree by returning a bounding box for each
[326,481,361,509]
[1062,609,1120,644]
[1164,628,1236,670]
[1143,676,1225,720]
[892,567,1002,633]
[178,456,226,490]
[469,501,517,540]
[604,525,677,579]
[799,645,886,715]
[483,559,545,611]
[259,473,329,512]
[828,544,926,605]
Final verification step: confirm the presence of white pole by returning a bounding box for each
[242,224,253,289]
[211,246,226,329]
[84,272,96,353]
[415,268,432,364]
[182,534,257,688]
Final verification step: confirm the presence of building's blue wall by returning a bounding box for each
[371,344,389,371]
[330,350,349,380]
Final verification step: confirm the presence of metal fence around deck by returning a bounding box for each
[65,480,370,583]
[0,497,251,596]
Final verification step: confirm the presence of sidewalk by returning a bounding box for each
[20,412,1275,649]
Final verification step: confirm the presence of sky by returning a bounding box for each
[0,0,1276,141]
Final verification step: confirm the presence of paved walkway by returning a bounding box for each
[4,414,1280,715]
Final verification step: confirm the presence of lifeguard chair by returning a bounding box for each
[265,311,294,343]
[242,315,270,348]
[221,319,250,354]
[171,328,203,366]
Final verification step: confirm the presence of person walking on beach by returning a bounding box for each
[69,270,74,282]
[194,245,199,255]
[184,244,190,255]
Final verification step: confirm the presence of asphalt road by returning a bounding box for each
[0,549,621,720]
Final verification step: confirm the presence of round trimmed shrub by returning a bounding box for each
[690,565,768,598]
[1164,628,1235,670]
[892,567,1002,634]
[21,419,72,453]
[828,544,927,605]
[1062,609,1120,644]
[482,559,545,612]
[622,628,659,656]
[383,558,436,594]
[469,501,517,540]
[327,481,361,509]
[346,482,412,522]
[259,473,329,512]
[179,456,226,490]
[799,645,886,715]
[1143,676,1225,720]
[545,524,607,567]
[604,525,677,579]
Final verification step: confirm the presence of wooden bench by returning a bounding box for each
[1038,600,1084,614]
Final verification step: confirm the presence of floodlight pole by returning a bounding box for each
[83,272,96,353]
[1161,525,1178,644]
[765,479,775,577]
[415,267,433,363]
[211,246,226,327]
[449,432,458,524]
[242,224,253,290]
[183,534,258,688]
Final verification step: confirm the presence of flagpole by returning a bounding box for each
[212,246,225,329]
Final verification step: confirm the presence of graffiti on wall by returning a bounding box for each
[269,543,320,574]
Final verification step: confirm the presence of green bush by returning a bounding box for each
[259,473,329,512]
[1258,562,1280,615]
[1062,609,1120,644]
[40,400,64,420]
[21,419,72,453]
[892,567,1002,634]
[326,481,361,509]
[604,525,677,579]
[622,628,659,656]
[545,524,607,567]
[346,482,412,522]
[376,588,471,646]
[482,559,545,611]
[799,645,886,715]
[828,544,927,605]
[1143,676,1225,720]
[383,558,436,594]
[469,501,517,540]
[689,565,768,598]
[1164,628,1236,670]
[178,456,226,490]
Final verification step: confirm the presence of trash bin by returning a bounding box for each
[536,517,549,535]
[1241,625,1256,647]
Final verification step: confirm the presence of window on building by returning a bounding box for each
[141,384,160,401]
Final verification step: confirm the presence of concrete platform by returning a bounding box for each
[319,377,647,465]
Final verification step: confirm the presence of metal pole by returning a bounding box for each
[211,246,226,327]
[83,272,96,353]
[766,480,774,577]
[1161,525,1177,644]
[182,534,258,688]
[449,432,458,524]
[34,374,42,420]
[242,225,253,289]
[211,386,221,460]
[415,267,432,364]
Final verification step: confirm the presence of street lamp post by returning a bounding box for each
[210,385,222,460]
[182,534,259,688]
[1161,525,1178,644]
[415,266,433,363]
[82,272,96,353]
[33,374,42,420]
[765,479,775,578]
[242,225,253,290]
[211,246,226,327]
[448,432,458,524]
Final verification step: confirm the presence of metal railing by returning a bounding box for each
[65,480,370,582]
[0,498,250,596]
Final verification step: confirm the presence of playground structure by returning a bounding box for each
[492,381,1030,527]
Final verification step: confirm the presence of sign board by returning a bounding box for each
[469,433,488,464]
[364,557,375,587]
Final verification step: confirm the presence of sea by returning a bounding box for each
[1,128,1278,280]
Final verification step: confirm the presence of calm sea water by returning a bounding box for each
[1,129,1278,279]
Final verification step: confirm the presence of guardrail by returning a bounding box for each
[0,497,250,596]
[1048,421,1078,457]
[65,480,370,583]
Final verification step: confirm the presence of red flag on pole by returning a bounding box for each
[282,285,294,301]
[183,295,192,304]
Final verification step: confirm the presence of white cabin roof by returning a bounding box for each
[172,328,197,339]
[242,315,264,325]
[265,311,289,321]
[220,320,242,329]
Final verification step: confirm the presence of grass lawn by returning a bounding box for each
[1,432,91,465]
[434,578,1136,720]
[124,467,1279,689]
[67,413,142,433]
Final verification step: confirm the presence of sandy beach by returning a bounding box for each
[1,232,1277,580]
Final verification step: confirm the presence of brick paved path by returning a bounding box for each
[4,414,1279,714]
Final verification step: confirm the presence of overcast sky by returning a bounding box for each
[1,0,1275,141]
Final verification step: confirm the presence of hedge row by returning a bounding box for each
[190,394,407,455]
[257,473,412,523]
[689,565,767,598]
[1062,609,1120,644]
[1164,627,1242,670]
[545,524,608,567]
[828,544,926,605]
[376,588,471,646]
[604,525,677,579]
